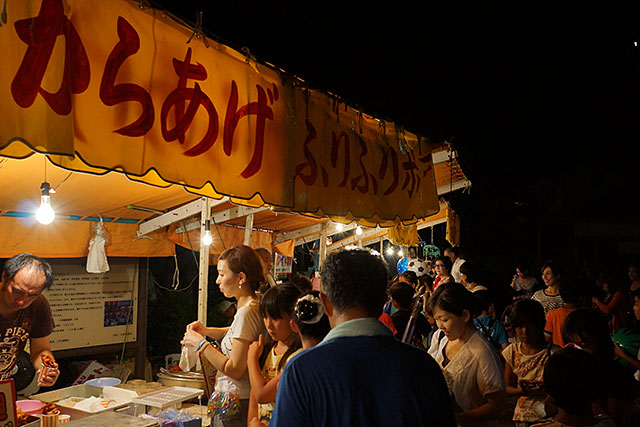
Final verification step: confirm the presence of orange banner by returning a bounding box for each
[0,0,438,225]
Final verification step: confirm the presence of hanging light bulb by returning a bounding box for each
[386,246,395,256]
[397,248,404,257]
[36,182,55,225]
[335,222,344,231]
[202,219,213,246]
[355,225,363,235]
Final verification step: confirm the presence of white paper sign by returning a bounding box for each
[44,260,138,351]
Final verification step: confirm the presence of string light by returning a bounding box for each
[35,182,55,225]
[355,225,363,235]
[386,246,395,256]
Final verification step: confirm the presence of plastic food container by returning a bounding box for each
[85,377,121,388]
[16,399,44,415]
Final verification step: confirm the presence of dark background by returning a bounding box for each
[138,1,640,357]
[150,0,640,267]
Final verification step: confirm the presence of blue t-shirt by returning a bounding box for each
[473,315,509,349]
[270,319,455,427]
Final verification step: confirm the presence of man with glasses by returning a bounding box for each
[0,253,58,387]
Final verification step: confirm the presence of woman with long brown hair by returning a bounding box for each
[182,245,266,426]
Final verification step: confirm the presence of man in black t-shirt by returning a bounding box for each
[0,253,58,386]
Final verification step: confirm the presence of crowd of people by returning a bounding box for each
[182,244,640,426]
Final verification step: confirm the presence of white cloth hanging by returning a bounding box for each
[87,218,109,273]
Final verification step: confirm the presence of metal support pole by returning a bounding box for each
[244,213,254,246]
[319,223,328,267]
[198,197,210,325]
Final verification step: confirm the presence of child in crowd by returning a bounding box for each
[473,290,509,351]
[503,299,559,426]
[388,280,431,348]
[426,283,506,426]
[290,291,331,349]
[531,347,614,427]
[544,279,582,347]
[247,284,302,427]
[562,308,634,425]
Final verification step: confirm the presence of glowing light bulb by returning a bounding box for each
[202,220,213,245]
[397,248,404,257]
[356,225,363,235]
[36,182,55,225]
[335,222,344,231]
[386,247,395,255]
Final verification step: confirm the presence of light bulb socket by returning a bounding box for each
[205,219,211,231]
[40,181,51,196]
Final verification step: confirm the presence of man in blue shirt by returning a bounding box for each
[270,249,455,427]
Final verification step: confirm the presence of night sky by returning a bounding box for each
[153,1,640,270]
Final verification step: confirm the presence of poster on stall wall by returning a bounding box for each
[275,254,293,275]
[43,259,138,351]
[0,379,16,427]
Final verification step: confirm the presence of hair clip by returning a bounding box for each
[295,293,324,324]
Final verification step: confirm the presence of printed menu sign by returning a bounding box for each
[43,260,138,351]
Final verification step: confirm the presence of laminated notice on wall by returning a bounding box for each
[43,259,138,351]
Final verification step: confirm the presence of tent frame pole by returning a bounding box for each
[198,197,210,324]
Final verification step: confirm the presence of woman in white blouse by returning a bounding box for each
[426,283,506,426]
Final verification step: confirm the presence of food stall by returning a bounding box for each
[0,0,469,424]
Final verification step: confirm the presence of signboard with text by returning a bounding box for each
[44,260,138,351]
[0,0,438,227]
[275,254,293,275]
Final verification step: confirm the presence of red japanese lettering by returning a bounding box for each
[330,131,350,187]
[296,120,319,186]
[224,81,276,178]
[160,48,219,157]
[171,47,208,144]
[351,136,377,194]
[100,17,154,136]
[418,153,433,178]
[401,150,421,198]
[379,147,400,196]
[11,0,90,115]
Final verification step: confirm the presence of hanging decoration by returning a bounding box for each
[396,257,410,274]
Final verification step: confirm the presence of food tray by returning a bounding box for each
[63,411,160,426]
[132,386,204,410]
[30,384,134,419]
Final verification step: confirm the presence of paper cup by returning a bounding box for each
[38,366,54,384]
[58,414,71,423]
[40,413,58,427]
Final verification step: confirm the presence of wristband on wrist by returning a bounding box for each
[194,338,207,353]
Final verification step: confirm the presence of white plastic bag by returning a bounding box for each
[179,345,200,372]
[87,218,109,273]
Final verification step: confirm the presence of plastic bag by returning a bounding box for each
[86,218,109,273]
[179,345,200,372]
[208,376,240,421]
